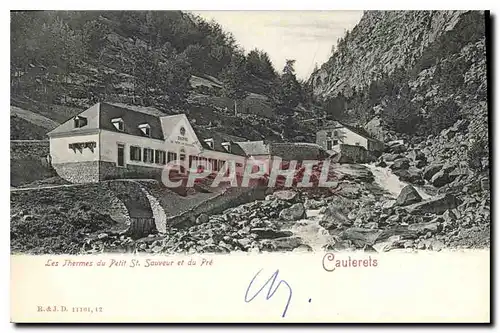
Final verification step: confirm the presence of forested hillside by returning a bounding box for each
[10,11,315,141]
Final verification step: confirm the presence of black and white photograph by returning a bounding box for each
[10,10,490,256]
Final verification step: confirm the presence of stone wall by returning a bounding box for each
[10,140,50,159]
[167,185,268,228]
[52,161,100,183]
[99,161,163,182]
[332,144,378,163]
[269,143,329,161]
[11,140,57,186]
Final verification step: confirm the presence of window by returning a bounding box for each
[112,118,124,131]
[180,154,186,161]
[204,138,214,149]
[130,146,141,161]
[73,116,87,128]
[139,123,151,137]
[117,144,125,167]
[155,150,166,165]
[326,141,333,150]
[210,158,218,171]
[143,148,154,163]
[333,140,339,145]
[326,131,332,137]
[167,152,177,163]
[222,142,231,153]
[218,160,225,170]
[333,130,338,137]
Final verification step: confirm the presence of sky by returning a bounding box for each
[191,11,364,80]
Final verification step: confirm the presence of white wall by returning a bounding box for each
[99,130,246,174]
[50,133,100,164]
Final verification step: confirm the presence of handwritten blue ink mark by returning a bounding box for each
[244,269,292,318]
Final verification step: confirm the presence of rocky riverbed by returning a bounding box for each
[82,161,490,254]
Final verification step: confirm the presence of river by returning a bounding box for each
[288,163,435,251]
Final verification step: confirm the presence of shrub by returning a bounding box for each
[467,137,488,172]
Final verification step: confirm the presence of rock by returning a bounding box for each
[442,209,457,225]
[390,158,410,170]
[395,185,423,206]
[406,194,460,215]
[393,168,423,184]
[339,228,383,247]
[338,182,362,199]
[431,171,453,187]
[293,244,313,252]
[272,190,299,202]
[237,238,252,249]
[376,159,387,167]
[382,199,396,211]
[403,240,414,248]
[407,221,441,234]
[415,159,427,169]
[409,149,427,161]
[429,239,445,251]
[373,235,402,252]
[383,153,403,162]
[260,236,303,252]
[304,198,325,210]
[97,233,108,240]
[423,163,443,181]
[363,244,377,252]
[251,228,293,239]
[387,140,407,154]
[320,205,351,229]
[279,203,306,221]
[196,213,209,224]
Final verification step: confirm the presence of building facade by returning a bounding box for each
[48,103,247,183]
[316,120,385,155]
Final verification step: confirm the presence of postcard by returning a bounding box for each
[10,9,490,323]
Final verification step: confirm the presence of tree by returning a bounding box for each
[246,48,276,80]
[220,53,249,115]
[381,85,422,134]
[273,59,303,115]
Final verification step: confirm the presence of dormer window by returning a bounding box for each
[138,123,151,137]
[74,116,87,128]
[112,118,124,131]
[222,142,231,153]
[204,138,214,149]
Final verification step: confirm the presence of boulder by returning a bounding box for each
[406,194,460,215]
[390,158,410,170]
[407,221,441,234]
[415,159,427,169]
[382,153,403,162]
[260,236,303,252]
[279,203,306,221]
[423,163,443,181]
[250,228,294,240]
[320,205,351,229]
[272,190,299,202]
[409,149,426,161]
[196,213,209,224]
[393,168,423,184]
[431,170,453,187]
[395,185,423,206]
[387,140,407,154]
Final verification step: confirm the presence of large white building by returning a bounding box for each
[47,102,247,183]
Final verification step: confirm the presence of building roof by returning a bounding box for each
[47,102,165,140]
[234,140,270,156]
[195,128,247,156]
[47,102,247,156]
[319,120,383,143]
